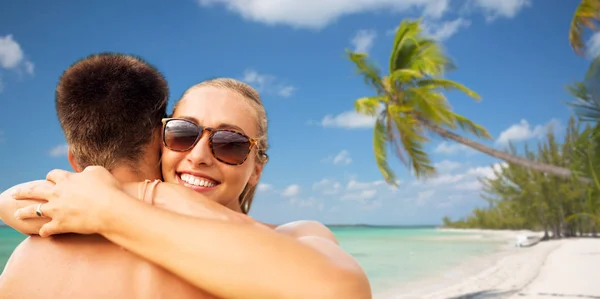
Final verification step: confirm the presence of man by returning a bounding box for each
[0,53,213,298]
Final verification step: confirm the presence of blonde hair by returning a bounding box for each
[174,78,269,214]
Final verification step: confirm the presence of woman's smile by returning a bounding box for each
[177,172,220,193]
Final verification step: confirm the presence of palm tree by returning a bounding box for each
[569,0,600,55]
[347,19,583,186]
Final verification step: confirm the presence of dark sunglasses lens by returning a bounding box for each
[164,120,200,151]
[212,131,251,164]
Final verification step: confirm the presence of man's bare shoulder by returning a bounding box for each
[1,234,214,298]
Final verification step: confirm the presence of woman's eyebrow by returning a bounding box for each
[177,115,245,132]
[216,123,244,132]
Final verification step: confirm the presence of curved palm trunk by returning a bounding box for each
[419,119,592,184]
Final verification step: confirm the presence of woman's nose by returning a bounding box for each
[186,134,214,167]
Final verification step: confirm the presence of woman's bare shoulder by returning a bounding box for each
[272,220,338,244]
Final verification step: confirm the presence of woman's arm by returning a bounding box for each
[100,193,371,299]
[0,181,49,235]
[1,179,240,235]
[13,168,372,299]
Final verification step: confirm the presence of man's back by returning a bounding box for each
[0,234,216,299]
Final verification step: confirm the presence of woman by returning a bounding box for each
[7,78,372,299]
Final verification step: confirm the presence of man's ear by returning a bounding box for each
[67,149,82,173]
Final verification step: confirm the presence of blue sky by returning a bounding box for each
[0,0,592,225]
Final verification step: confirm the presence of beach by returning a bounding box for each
[377,229,600,299]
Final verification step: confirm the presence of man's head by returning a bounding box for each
[55,53,168,174]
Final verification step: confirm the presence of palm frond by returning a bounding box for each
[416,78,481,100]
[389,69,424,85]
[373,114,398,185]
[389,111,435,178]
[569,0,600,55]
[405,88,454,126]
[450,112,493,139]
[389,19,423,73]
[346,50,386,95]
[355,96,384,116]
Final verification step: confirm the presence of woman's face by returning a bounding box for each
[161,86,264,211]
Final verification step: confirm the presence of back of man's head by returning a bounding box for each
[56,52,168,170]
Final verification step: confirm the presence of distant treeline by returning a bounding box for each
[442,117,600,240]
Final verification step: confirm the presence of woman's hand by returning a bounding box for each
[0,180,51,235]
[11,166,124,237]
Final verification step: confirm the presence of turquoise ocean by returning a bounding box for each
[0,226,505,295]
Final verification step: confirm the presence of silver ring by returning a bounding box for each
[35,203,44,217]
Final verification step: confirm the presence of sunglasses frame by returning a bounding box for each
[161,118,258,166]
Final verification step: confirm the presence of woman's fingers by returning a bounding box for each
[14,202,50,220]
[40,221,62,238]
[11,181,54,200]
[46,169,72,184]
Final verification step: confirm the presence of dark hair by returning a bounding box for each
[56,52,168,170]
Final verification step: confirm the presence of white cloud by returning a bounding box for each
[341,189,378,202]
[414,173,465,186]
[24,61,34,75]
[281,184,300,197]
[289,196,325,211]
[316,110,375,129]
[241,69,295,98]
[49,144,69,157]
[0,35,24,69]
[267,161,509,219]
[496,119,561,145]
[433,141,476,155]
[434,160,462,173]
[453,162,507,191]
[333,150,352,165]
[196,0,451,30]
[347,179,385,190]
[423,0,449,19]
[416,190,435,206]
[413,161,506,189]
[257,183,274,192]
[421,18,471,40]
[454,180,482,191]
[313,178,342,195]
[322,150,353,166]
[0,35,34,74]
[587,32,600,59]
[351,29,377,53]
[466,162,507,180]
[467,0,531,22]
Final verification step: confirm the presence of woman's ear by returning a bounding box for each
[248,162,264,186]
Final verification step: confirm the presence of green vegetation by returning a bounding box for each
[443,117,599,238]
[444,1,600,235]
[346,19,581,186]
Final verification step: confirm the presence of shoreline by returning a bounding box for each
[375,229,598,299]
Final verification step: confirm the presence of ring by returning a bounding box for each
[35,203,44,217]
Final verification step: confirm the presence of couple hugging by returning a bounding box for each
[0,53,371,299]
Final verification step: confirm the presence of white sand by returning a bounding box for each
[376,229,600,299]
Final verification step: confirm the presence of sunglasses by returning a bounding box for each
[161,118,260,165]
